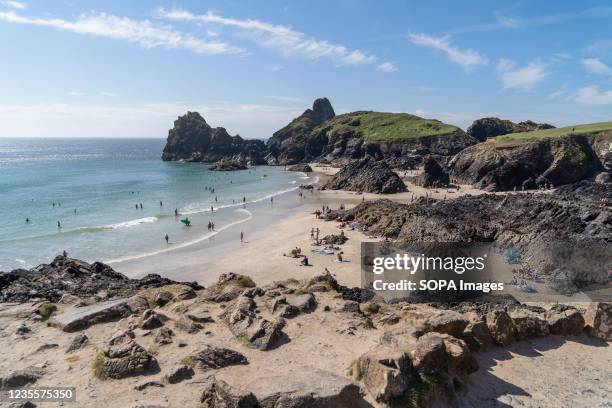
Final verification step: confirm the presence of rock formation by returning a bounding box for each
[322,158,407,194]
[0,255,202,303]
[449,131,610,191]
[265,98,336,165]
[161,112,266,164]
[467,117,555,141]
[208,158,248,171]
[417,155,449,187]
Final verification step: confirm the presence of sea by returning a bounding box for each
[0,138,312,271]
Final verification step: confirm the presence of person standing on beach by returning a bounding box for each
[310,228,315,239]
[26,218,30,223]
[165,234,169,244]
[240,231,244,243]
[160,201,163,207]
[174,208,179,216]
[57,221,61,229]
[316,228,320,240]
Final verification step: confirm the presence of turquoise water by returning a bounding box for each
[0,138,310,270]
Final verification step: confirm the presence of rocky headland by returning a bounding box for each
[161,112,266,164]
[467,117,555,141]
[322,158,407,194]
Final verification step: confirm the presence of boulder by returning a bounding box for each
[154,291,174,306]
[50,298,131,332]
[66,333,89,353]
[140,310,169,330]
[134,380,164,391]
[164,364,194,384]
[355,348,413,402]
[510,309,549,340]
[200,376,258,408]
[467,117,554,141]
[247,369,362,408]
[461,320,492,351]
[486,310,515,346]
[411,333,447,375]
[103,335,157,379]
[438,334,478,374]
[426,310,469,337]
[322,158,406,194]
[584,302,612,340]
[153,327,174,344]
[175,315,204,334]
[209,159,248,171]
[594,171,611,184]
[287,293,316,313]
[0,368,43,389]
[202,273,256,303]
[287,164,313,173]
[190,345,248,370]
[546,304,585,335]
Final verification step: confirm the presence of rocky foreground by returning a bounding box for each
[0,255,610,407]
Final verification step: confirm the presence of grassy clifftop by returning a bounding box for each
[322,111,461,142]
[494,121,612,146]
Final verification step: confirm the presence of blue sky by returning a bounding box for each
[0,0,611,138]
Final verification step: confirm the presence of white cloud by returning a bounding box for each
[68,91,84,96]
[376,62,397,72]
[581,58,612,76]
[548,85,568,100]
[496,58,548,91]
[1,1,26,9]
[0,10,242,55]
[264,95,303,103]
[573,85,612,106]
[99,91,120,97]
[407,33,488,71]
[157,8,382,68]
[0,102,303,138]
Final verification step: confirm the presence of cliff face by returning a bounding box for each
[449,130,611,191]
[265,98,336,165]
[161,112,266,164]
[266,101,478,167]
[467,117,555,141]
[321,157,407,194]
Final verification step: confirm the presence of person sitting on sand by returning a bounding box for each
[301,256,309,266]
[336,252,344,262]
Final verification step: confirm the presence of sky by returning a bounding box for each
[0,0,611,138]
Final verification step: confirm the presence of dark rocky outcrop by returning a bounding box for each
[208,159,248,171]
[322,158,407,194]
[449,132,610,191]
[326,186,611,290]
[102,334,157,379]
[189,345,248,370]
[467,117,555,141]
[265,98,336,165]
[0,255,202,303]
[161,112,266,164]
[287,163,313,173]
[417,155,449,187]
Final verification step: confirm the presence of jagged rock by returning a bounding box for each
[438,334,478,374]
[486,310,515,346]
[0,367,43,389]
[304,274,340,293]
[287,294,316,313]
[411,332,447,375]
[161,111,266,164]
[322,158,406,194]
[186,312,214,324]
[103,335,157,379]
[164,364,194,384]
[66,333,89,353]
[50,298,131,332]
[175,286,197,300]
[153,327,174,344]
[426,310,469,337]
[140,310,168,330]
[0,255,202,303]
[355,348,413,403]
[175,315,203,334]
[266,98,336,165]
[202,273,256,303]
[584,302,612,340]
[339,300,360,314]
[546,304,585,335]
[510,309,549,340]
[287,164,313,172]
[320,233,348,245]
[467,117,554,141]
[154,291,174,307]
[247,369,362,408]
[418,155,449,187]
[209,159,248,171]
[200,376,258,408]
[220,296,287,350]
[8,402,38,408]
[461,320,493,351]
[190,345,248,370]
[128,295,150,314]
[16,323,31,335]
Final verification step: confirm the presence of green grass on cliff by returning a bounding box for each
[324,111,460,141]
[494,121,612,146]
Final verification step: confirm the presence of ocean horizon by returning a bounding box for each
[0,137,310,271]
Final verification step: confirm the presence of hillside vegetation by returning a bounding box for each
[322,111,460,142]
[494,121,612,146]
